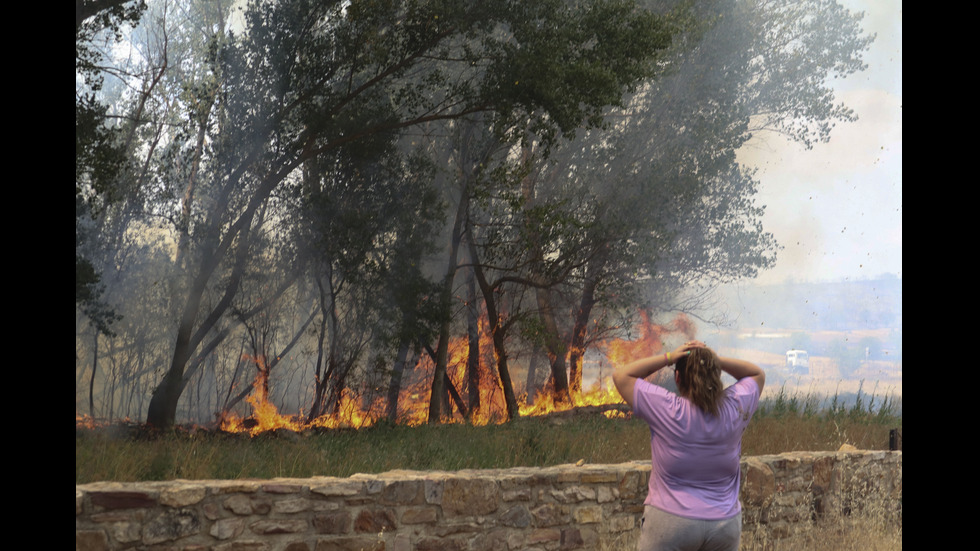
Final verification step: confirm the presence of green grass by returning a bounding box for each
[76,389,901,484]
[76,416,642,483]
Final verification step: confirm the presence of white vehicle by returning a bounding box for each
[785,350,809,373]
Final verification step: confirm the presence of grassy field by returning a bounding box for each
[75,390,901,550]
[75,414,899,484]
[76,386,902,483]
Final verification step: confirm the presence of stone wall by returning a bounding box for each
[76,450,901,551]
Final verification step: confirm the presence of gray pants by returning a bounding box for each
[636,505,741,551]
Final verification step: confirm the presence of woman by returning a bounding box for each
[612,340,765,551]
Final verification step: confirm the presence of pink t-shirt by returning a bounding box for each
[632,377,760,520]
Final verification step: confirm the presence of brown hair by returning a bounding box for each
[675,347,724,416]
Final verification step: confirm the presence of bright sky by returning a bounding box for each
[737,0,902,285]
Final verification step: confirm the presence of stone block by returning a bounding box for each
[312,536,385,551]
[416,536,468,551]
[313,510,352,535]
[469,528,511,551]
[551,486,596,503]
[499,505,532,528]
[90,491,157,510]
[560,527,584,549]
[211,518,246,540]
[310,480,363,497]
[354,508,397,533]
[741,457,775,508]
[224,494,255,515]
[531,503,568,527]
[262,482,306,493]
[573,505,603,524]
[275,498,312,514]
[143,508,201,544]
[401,506,439,525]
[250,519,308,534]
[442,478,500,516]
[528,528,561,544]
[159,484,207,507]
[380,480,423,506]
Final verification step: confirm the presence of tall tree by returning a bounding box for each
[514,0,875,396]
[140,0,673,428]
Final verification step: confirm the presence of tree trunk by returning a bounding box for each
[428,199,465,423]
[467,234,520,421]
[444,372,468,418]
[568,275,599,395]
[427,135,475,424]
[535,286,571,404]
[89,331,98,418]
[146,220,255,428]
[464,256,482,419]
[518,143,571,404]
[385,338,412,422]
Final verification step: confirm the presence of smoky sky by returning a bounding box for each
[736,0,901,286]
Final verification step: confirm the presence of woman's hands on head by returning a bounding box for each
[670,340,707,363]
[614,340,731,408]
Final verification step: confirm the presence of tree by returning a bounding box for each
[138,0,673,429]
[493,0,875,398]
[76,0,146,336]
[79,0,874,428]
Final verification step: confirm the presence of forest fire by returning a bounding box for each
[75,313,693,435]
[210,312,695,436]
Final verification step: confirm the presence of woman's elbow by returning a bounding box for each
[612,371,635,406]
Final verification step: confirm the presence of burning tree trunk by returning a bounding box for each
[220,307,315,420]
[567,252,605,395]
[307,273,333,422]
[466,232,520,421]
[429,116,500,424]
[428,194,467,423]
[535,287,572,404]
[519,143,573,405]
[464,261,482,419]
[385,338,414,423]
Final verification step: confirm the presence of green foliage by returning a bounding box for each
[131,0,678,428]
[481,0,673,145]
[76,1,147,336]
[76,0,146,199]
[76,0,880,430]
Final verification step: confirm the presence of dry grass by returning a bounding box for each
[741,516,902,551]
[605,512,902,551]
[741,484,903,551]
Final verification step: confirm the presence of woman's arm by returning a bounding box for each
[718,356,766,394]
[613,340,705,408]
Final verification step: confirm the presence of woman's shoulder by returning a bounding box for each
[636,377,677,398]
[723,378,762,416]
[728,376,760,393]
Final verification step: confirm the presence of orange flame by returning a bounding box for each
[210,311,695,435]
[218,358,308,435]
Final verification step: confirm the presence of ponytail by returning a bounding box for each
[675,348,724,416]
